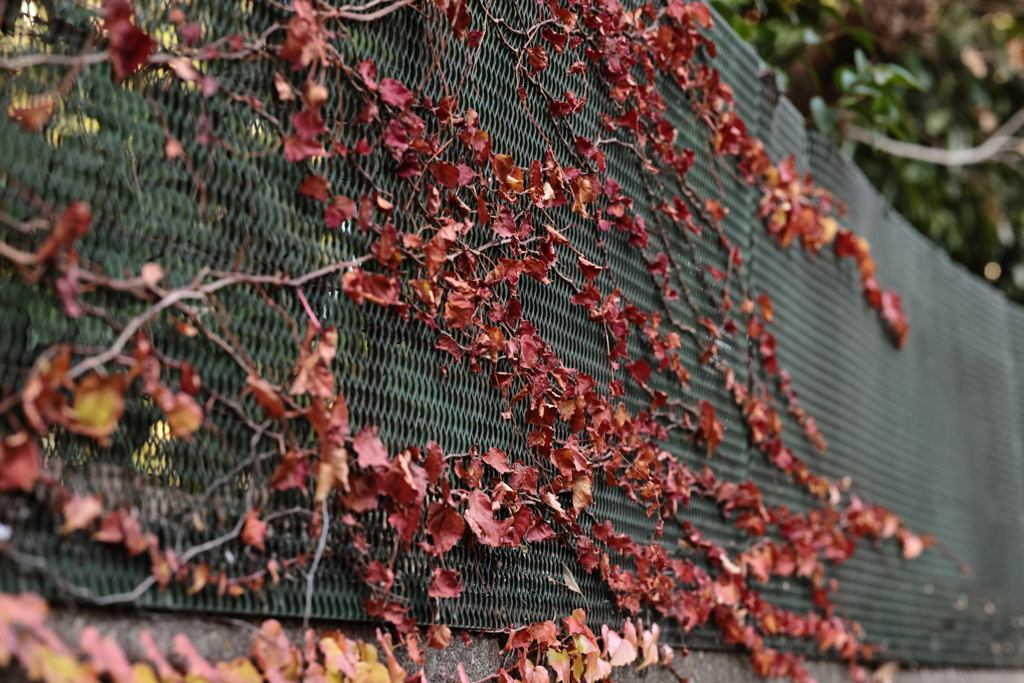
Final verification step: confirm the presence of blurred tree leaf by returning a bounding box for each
[716,0,1024,301]
[811,96,839,135]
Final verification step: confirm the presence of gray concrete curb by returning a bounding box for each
[12,607,1024,683]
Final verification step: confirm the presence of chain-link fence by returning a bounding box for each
[2,0,1023,669]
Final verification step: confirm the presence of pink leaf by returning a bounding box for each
[428,568,463,598]
[379,78,413,107]
[353,426,390,469]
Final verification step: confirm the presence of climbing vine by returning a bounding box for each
[0,1,926,683]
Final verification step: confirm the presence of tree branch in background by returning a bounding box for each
[958,0,1024,18]
[845,105,1024,166]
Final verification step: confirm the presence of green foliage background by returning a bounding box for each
[712,0,1024,301]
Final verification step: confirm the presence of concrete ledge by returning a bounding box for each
[11,607,1024,683]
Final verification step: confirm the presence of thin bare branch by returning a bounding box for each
[328,0,415,21]
[67,289,205,380]
[0,240,37,266]
[845,106,1024,166]
[0,51,110,71]
[303,498,330,630]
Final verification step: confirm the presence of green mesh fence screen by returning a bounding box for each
[2,0,1024,670]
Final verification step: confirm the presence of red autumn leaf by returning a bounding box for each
[365,271,396,306]
[0,432,41,492]
[435,335,463,361]
[427,624,452,649]
[128,513,151,555]
[88,508,147,556]
[434,0,471,40]
[548,91,586,117]
[389,511,420,545]
[316,444,351,503]
[428,568,463,598]
[325,195,356,228]
[364,561,394,592]
[482,447,512,473]
[179,22,201,45]
[426,502,465,556]
[423,441,446,486]
[354,138,372,155]
[757,294,774,323]
[358,60,378,90]
[81,626,133,683]
[396,152,423,179]
[698,317,721,340]
[364,597,415,633]
[602,623,638,666]
[268,450,309,494]
[139,631,178,682]
[491,154,516,185]
[705,199,728,222]
[541,27,567,53]
[477,189,491,224]
[92,510,127,544]
[430,161,461,190]
[456,163,476,187]
[352,425,390,469]
[33,201,90,265]
[881,290,910,348]
[104,0,156,82]
[290,325,337,399]
[577,256,606,282]
[464,490,510,547]
[697,400,724,457]
[9,96,56,133]
[278,0,325,69]
[164,391,204,438]
[247,374,286,419]
[759,332,777,375]
[176,320,199,337]
[174,634,220,681]
[834,230,867,260]
[687,0,714,27]
[180,362,201,396]
[444,292,475,329]
[379,78,414,107]
[863,275,883,308]
[648,253,669,275]
[900,531,924,560]
[882,290,903,324]
[284,134,327,163]
[747,317,764,339]
[60,494,104,535]
[526,45,549,74]
[0,592,49,631]
[292,110,325,138]
[299,175,330,202]
[625,359,650,386]
[342,270,401,308]
[252,620,303,678]
[241,509,267,551]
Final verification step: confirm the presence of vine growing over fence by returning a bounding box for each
[0,1,925,683]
